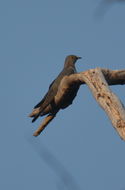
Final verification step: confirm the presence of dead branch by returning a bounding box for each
[80,68,125,140]
[101,69,125,85]
[33,68,125,140]
[33,114,56,136]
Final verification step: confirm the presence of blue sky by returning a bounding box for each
[1,0,125,190]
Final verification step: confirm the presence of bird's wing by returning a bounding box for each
[32,66,76,122]
[34,79,56,109]
[34,66,75,109]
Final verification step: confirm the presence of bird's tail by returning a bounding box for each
[29,95,55,122]
[32,114,40,123]
[28,108,41,122]
[29,108,40,118]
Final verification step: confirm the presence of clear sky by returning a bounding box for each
[1,0,125,190]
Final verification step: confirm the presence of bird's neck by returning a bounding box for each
[64,61,75,68]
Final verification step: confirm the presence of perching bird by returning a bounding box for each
[29,55,81,124]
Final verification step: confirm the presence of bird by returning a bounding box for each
[29,55,81,124]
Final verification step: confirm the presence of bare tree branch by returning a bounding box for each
[101,69,125,85]
[33,68,125,140]
[80,68,125,140]
[33,114,56,136]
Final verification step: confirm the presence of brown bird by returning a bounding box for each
[29,55,81,134]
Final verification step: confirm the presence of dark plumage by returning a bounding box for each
[29,55,81,122]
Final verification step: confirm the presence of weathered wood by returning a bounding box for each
[33,68,125,140]
[54,68,125,140]
[102,69,125,85]
[33,114,56,136]
[79,68,125,140]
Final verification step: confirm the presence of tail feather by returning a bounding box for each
[29,108,40,118]
[30,92,55,122]
[29,108,41,122]
[31,102,50,122]
[32,114,39,122]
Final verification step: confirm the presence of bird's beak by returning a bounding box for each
[77,56,82,59]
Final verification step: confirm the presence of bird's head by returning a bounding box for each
[64,55,81,67]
